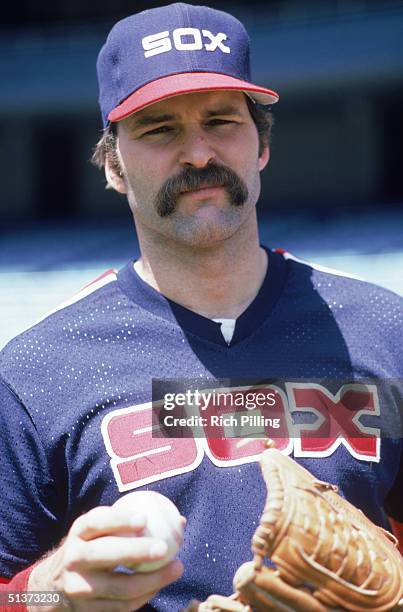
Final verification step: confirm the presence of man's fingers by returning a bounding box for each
[63,560,184,603]
[70,506,147,540]
[105,559,183,600]
[65,534,173,570]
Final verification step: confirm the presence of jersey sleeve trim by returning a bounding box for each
[275,248,363,281]
[0,564,36,611]
[14,269,118,338]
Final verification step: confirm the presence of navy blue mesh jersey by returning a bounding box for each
[0,247,402,610]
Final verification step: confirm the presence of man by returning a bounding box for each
[0,3,402,611]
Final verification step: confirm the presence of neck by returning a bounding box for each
[133,216,268,320]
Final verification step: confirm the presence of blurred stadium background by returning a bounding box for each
[1,0,402,348]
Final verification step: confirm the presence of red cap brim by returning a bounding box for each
[108,72,279,122]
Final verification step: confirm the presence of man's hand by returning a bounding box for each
[27,504,185,611]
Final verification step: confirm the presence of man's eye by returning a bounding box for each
[143,126,174,137]
[207,119,235,127]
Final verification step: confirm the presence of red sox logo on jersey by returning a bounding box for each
[101,382,380,491]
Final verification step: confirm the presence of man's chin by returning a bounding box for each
[163,208,245,247]
[190,203,232,222]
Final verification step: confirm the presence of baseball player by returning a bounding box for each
[0,3,402,611]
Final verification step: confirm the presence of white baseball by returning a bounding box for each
[113,491,184,573]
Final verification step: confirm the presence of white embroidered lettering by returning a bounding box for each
[173,27,203,51]
[142,31,172,58]
[142,28,231,57]
[202,30,230,53]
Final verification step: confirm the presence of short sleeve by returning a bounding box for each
[0,378,63,578]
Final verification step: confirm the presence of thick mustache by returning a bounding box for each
[155,163,248,218]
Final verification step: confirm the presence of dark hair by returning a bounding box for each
[245,96,274,156]
[91,95,274,173]
[91,121,120,175]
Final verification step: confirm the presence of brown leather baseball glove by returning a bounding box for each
[183,441,403,611]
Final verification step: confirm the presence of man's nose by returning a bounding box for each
[178,126,216,168]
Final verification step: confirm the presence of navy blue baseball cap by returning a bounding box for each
[97,2,279,127]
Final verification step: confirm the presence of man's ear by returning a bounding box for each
[258,145,270,171]
[105,157,127,194]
